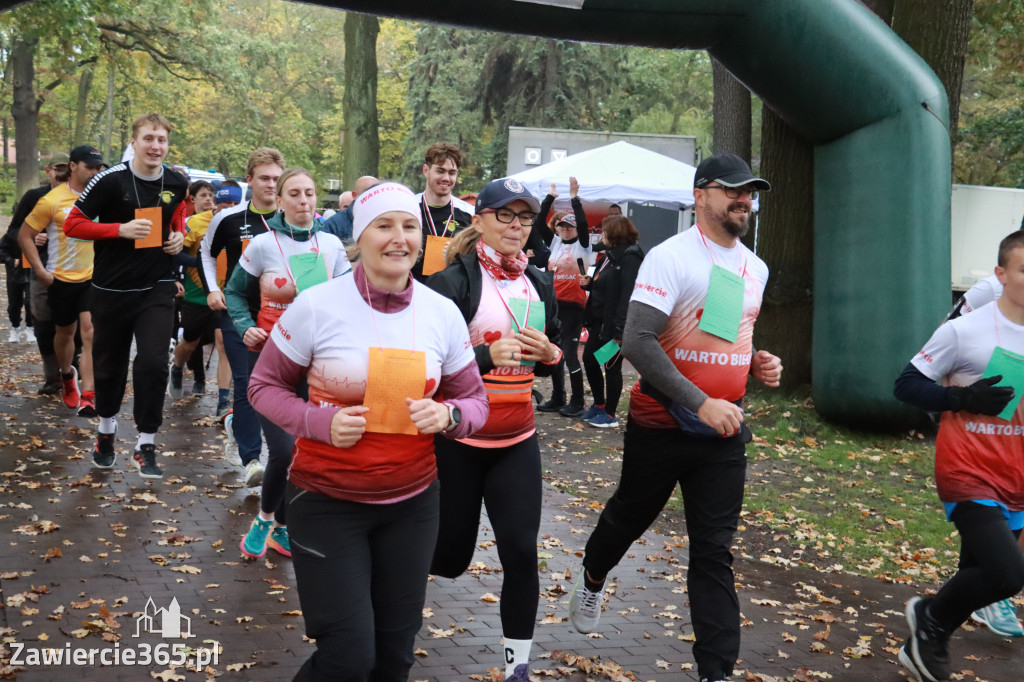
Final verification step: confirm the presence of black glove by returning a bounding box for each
[949,375,1015,416]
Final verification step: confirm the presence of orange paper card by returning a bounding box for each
[134,207,163,249]
[362,348,426,436]
[422,235,452,277]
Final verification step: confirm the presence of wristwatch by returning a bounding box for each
[443,402,462,432]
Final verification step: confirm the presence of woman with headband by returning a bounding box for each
[224,168,349,561]
[427,177,562,680]
[248,181,488,681]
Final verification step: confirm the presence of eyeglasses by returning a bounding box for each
[481,207,536,226]
[702,184,759,201]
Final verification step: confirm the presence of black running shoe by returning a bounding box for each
[537,398,565,413]
[92,431,116,469]
[899,596,950,682]
[559,402,586,418]
[132,444,163,479]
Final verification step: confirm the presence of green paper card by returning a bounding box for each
[593,339,620,366]
[508,297,545,333]
[697,264,744,343]
[508,298,545,366]
[289,252,328,293]
[982,345,1024,421]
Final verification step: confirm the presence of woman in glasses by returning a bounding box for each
[248,181,488,681]
[534,177,592,417]
[426,178,562,680]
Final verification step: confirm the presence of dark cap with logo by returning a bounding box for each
[693,153,771,191]
[475,177,540,213]
[70,145,105,166]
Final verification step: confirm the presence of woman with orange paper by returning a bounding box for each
[223,168,349,562]
[247,181,488,682]
[426,177,562,681]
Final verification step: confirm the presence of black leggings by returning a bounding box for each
[581,331,624,414]
[256,374,305,525]
[929,502,1024,632]
[288,481,439,682]
[5,263,32,328]
[549,303,583,401]
[431,435,542,639]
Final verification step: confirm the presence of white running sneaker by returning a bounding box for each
[569,569,604,634]
[223,414,242,466]
[7,327,20,343]
[244,460,265,487]
[22,327,35,343]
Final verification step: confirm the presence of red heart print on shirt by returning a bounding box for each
[274,277,288,289]
[424,378,437,394]
[483,330,502,345]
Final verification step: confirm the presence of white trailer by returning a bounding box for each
[951,184,1024,292]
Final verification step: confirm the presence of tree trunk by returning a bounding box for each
[892,0,973,149]
[753,108,814,387]
[342,12,380,188]
[104,63,115,163]
[862,0,895,24]
[712,56,753,248]
[11,35,40,197]
[542,41,559,115]
[73,65,95,147]
[711,57,751,163]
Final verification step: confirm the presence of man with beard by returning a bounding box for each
[569,154,782,682]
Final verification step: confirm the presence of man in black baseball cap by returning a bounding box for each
[69,145,105,168]
[693,152,771,191]
[691,153,770,240]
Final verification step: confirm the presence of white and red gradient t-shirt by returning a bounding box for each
[238,229,349,333]
[270,275,475,502]
[548,236,592,307]
[961,275,1002,315]
[461,266,543,447]
[627,226,768,429]
[911,301,1024,510]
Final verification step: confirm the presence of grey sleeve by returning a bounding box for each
[621,300,708,412]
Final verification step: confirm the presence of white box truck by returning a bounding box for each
[951,184,1024,292]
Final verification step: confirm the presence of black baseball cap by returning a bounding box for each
[693,153,771,191]
[475,178,541,213]
[70,145,105,166]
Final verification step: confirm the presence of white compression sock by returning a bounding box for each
[504,637,532,677]
[136,432,155,448]
[99,417,117,435]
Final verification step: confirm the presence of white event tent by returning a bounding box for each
[508,140,696,209]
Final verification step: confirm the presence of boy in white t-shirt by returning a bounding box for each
[894,230,1024,682]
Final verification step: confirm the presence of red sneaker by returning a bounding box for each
[77,390,97,417]
[61,366,81,409]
